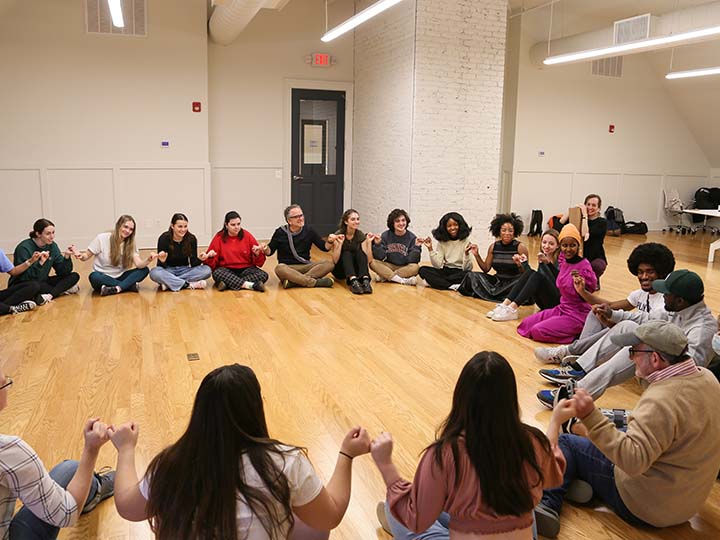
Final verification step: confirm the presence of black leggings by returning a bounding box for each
[418,266,467,290]
[332,250,369,282]
[0,282,42,315]
[506,269,559,310]
[37,273,80,297]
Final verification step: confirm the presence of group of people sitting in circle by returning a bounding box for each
[2,192,720,540]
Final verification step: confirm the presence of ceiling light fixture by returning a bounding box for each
[321,0,405,42]
[544,24,720,65]
[666,66,720,79]
[108,0,125,28]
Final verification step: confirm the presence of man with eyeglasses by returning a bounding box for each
[534,320,720,538]
[259,204,335,288]
[0,368,115,537]
[537,269,717,407]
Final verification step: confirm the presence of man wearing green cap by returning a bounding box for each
[537,269,717,407]
[535,320,720,538]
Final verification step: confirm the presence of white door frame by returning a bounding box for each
[283,78,354,213]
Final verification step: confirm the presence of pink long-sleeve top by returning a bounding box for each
[555,254,597,315]
[386,436,566,538]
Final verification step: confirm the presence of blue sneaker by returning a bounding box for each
[538,366,586,385]
[537,389,557,409]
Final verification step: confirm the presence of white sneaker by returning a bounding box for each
[492,306,518,321]
[62,284,80,295]
[189,280,207,290]
[534,345,569,364]
[159,283,168,292]
[36,294,53,306]
[449,283,461,291]
[402,276,418,286]
[487,303,505,318]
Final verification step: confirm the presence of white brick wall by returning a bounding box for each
[353,0,507,246]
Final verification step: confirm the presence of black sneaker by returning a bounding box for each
[349,278,363,295]
[361,277,373,294]
[126,282,140,293]
[314,277,334,288]
[82,468,115,514]
[252,281,265,292]
[10,300,37,314]
[100,285,118,297]
[534,502,560,538]
[282,279,300,289]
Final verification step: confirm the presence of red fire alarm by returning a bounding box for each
[192,101,201,113]
[609,124,615,133]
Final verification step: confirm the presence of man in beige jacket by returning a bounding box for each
[535,320,720,538]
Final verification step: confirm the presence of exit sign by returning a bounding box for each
[311,53,331,67]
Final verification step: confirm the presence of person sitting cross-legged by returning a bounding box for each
[534,320,720,538]
[259,204,335,289]
[369,208,421,286]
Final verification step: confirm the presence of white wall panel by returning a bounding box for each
[212,168,283,240]
[621,174,663,226]
[571,173,620,211]
[116,168,209,248]
[46,168,115,249]
[0,169,42,252]
[511,171,573,227]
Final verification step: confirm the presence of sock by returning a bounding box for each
[390,275,404,284]
[241,281,255,290]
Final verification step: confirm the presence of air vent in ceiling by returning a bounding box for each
[614,13,651,44]
[591,56,623,78]
[86,0,147,37]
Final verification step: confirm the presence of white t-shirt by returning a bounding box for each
[627,289,665,315]
[88,232,138,278]
[139,445,323,540]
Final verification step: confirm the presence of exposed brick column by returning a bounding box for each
[353,0,506,245]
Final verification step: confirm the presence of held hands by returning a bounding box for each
[537,252,549,264]
[512,253,528,266]
[418,237,433,250]
[37,251,50,266]
[465,243,479,256]
[572,272,586,294]
[157,251,168,263]
[365,233,380,244]
[83,418,111,453]
[592,303,612,323]
[251,244,263,255]
[199,249,216,261]
[341,426,372,458]
[63,245,78,259]
[146,252,159,262]
[551,399,576,425]
[370,432,394,467]
[569,388,594,419]
[107,422,140,452]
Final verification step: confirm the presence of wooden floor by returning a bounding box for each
[1,231,720,540]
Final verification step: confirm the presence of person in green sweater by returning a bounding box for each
[535,320,720,538]
[9,218,80,304]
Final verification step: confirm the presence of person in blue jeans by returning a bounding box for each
[73,215,155,296]
[0,367,115,539]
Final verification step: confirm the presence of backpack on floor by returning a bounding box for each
[623,221,648,235]
[605,206,625,235]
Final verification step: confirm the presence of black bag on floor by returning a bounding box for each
[623,221,648,235]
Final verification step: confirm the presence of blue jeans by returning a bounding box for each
[9,460,102,540]
[88,268,149,292]
[382,502,537,540]
[541,434,647,527]
[149,265,212,291]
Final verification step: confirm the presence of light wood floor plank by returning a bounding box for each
[1,231,719,539]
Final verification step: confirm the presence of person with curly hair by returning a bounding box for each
[417,212,474,290]
[534,242,675,368]
[457,213,529,302]
[370,209,421,286]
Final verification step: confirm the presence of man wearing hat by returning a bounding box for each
[535,320,720,538]
[537,269,717,406]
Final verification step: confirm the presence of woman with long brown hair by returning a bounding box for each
[108,364,371,540]
[371,352,566,540]
[75,215,154,296]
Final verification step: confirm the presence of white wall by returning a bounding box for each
[0,0,211,251]
[509,23,711,231]
[208,0,354,239]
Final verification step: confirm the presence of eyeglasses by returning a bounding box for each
[288,214,304,219]
[0,376,12,391]
[629,348,654,356]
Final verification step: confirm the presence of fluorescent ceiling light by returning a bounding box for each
[544,24,720,65]
[108,0,125,28]
[666,66,720,79]
[321,0,405,42]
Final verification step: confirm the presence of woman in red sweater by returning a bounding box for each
[206,211,268,292]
